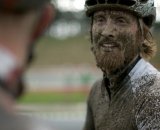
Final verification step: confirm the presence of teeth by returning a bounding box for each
[103,44,114,47]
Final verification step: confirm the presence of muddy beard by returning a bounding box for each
[91,33,140,74]
[94,48,125,74]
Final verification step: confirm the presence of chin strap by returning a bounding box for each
[138,18,144,46]
[32,3,54,41]
[139,18,144,36]
[27,3,55,65]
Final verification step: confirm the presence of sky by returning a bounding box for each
[55,0,160,22]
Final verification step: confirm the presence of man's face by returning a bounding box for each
[91,10,141,73]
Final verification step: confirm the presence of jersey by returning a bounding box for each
[83,59,160,130]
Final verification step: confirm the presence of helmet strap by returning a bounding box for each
[32,4,55,41]
[138,19,144,39]
[138,19,145,55]
[27,3,55,65]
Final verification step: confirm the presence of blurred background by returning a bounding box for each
[16,0,160,130]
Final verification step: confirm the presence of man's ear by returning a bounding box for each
[32,3,55,40]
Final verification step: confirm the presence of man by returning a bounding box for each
[83,0,160,130]
[0,0,55,129]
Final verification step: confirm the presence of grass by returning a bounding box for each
[32,35,95,67]
[18,91,88,104]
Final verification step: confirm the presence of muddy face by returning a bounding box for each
[91,10,141,74]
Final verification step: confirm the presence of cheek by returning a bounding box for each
[117,32,133,44]
[91,26,96,38]
[127,24,138,42]
[92,24,104,38]
[131,23,138,32]
[123,33,140,57]
[92,26,100,43]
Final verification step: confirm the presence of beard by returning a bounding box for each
[91,33,140,74]
[93,47,125,73]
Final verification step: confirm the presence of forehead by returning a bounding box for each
[94,10,137,19]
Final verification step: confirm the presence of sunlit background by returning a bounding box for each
[16,1,160,130]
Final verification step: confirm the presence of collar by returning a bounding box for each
[102,57,159,99]
[129,58,159,82]
[102,56,141,99]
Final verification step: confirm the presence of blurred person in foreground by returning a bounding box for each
[83,0,160,130]
[0,0,55,130]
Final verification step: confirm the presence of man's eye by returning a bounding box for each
[116,17,127,24]
[97,18,104,22]
[94,17,105,23]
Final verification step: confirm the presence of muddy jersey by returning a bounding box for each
[83,59,160,130]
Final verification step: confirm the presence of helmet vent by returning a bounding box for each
[140,0,148,3]
[98,0,106,4]
[119,0,136,6]
[106,0,136,6]
[85,0,97,6]
[107,0,117,4]
[86,0,137,6]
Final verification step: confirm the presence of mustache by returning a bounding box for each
[94,32,120,46]
[98,37,120,47]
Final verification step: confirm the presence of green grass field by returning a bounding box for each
[32,35,95,67]
[18,91,88,104]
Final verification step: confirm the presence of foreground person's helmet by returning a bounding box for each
[0,0,51,12]
[0,0,54,98]
[85,0,156,27]
[0,0,54,64]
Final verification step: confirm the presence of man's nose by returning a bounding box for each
[101,21,116,39]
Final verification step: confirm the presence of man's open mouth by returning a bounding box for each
[100,42,119,51]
